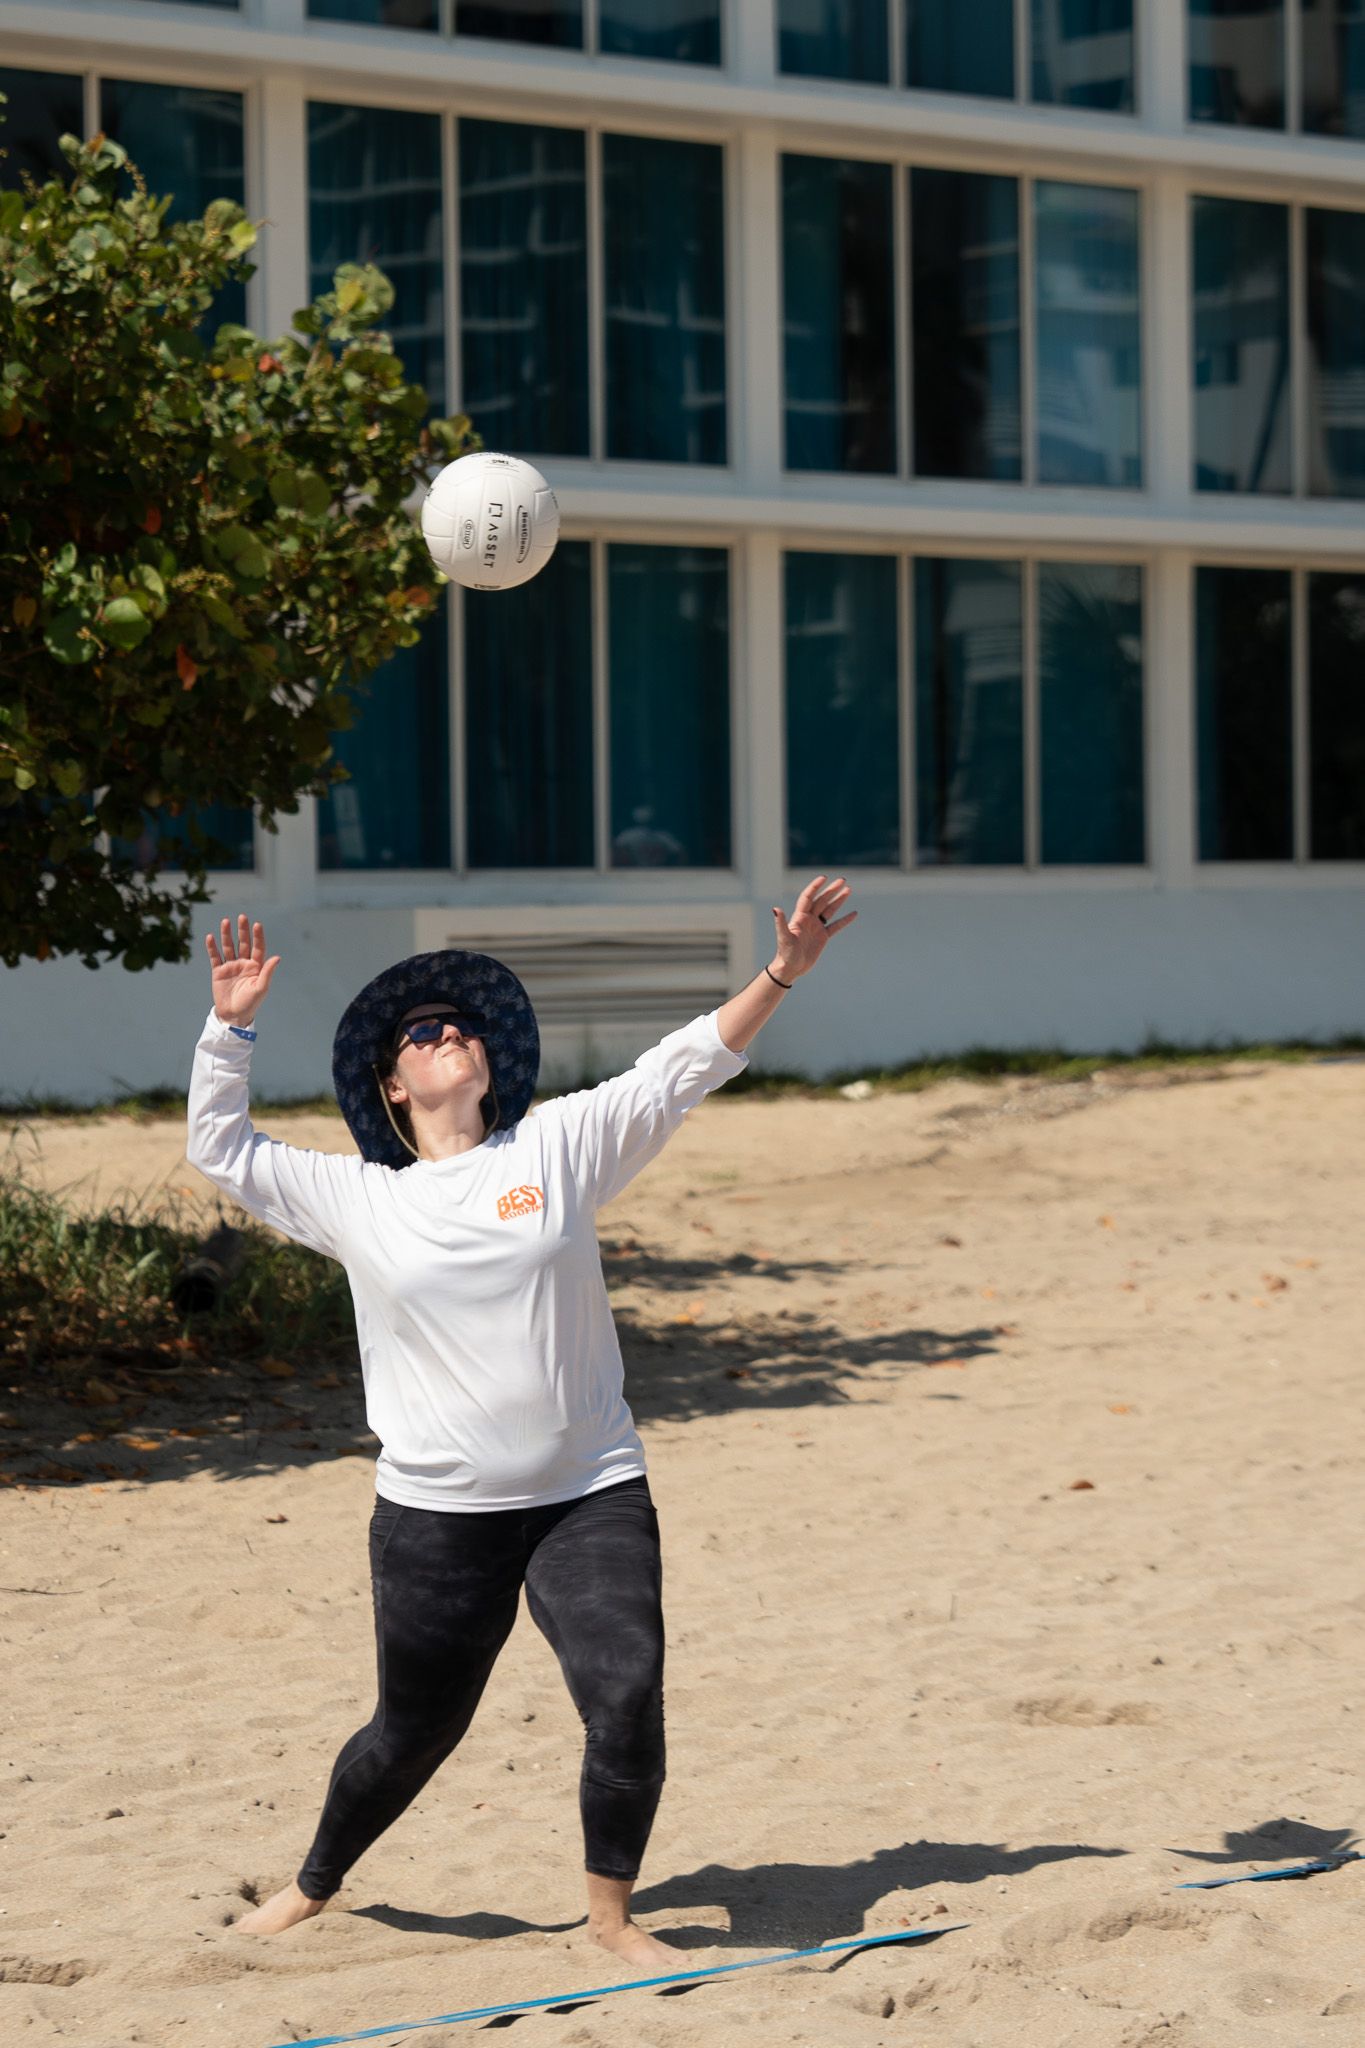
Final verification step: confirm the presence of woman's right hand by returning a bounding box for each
[207,914,281,1027]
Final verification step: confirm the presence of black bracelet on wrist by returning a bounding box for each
[764,965,793,991]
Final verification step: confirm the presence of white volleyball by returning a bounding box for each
[420,451,560,593]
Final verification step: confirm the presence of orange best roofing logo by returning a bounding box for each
[497,1185,544,1221]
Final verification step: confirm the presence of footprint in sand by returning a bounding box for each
[1010,1693,1161,1727]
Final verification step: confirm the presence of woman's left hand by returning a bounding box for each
[772,875,857,982]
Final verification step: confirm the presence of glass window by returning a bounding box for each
[1309,572,1365,857]
[785,553,901,869]
[1039,563,1144,864]
[1034,180,1142,487]
[1303,0,1365,138]
[914,558,1024,866]
[117,805,255,875]
[456,0,583,46]
[782,155,896,475]
[1188,0,1286,128]
[602,134,726,466]
[309,0,435,22]
[778,0,890,82]
[308,101,445,414]
[1192,196,1291,495]
[465,541,594,868]
[1031,0,1135,110]
[100,80,247,329]
[1195,566,1292,860]
[601,0,720,64]
[905,0,1015,97]
[319,610,450,869]
[458,120,589,459]
[609,545,730,868]
[1307,206,1365,500]
[910,168,1021,481]
[0,68,84,188]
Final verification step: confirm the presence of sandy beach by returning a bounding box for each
[2,1056,1363,2046]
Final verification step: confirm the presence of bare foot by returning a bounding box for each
[589,1919,685,1974]
[233,1880,327,1935]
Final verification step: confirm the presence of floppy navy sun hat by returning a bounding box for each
[332,950,541,1171]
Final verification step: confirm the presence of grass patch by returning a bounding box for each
[0,1175,354,1377]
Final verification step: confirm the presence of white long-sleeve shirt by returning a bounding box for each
[186,1009,747,1511]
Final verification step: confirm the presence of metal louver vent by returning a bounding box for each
[444,931,734,1026]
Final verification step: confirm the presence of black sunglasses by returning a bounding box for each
[394,1012,483,1051]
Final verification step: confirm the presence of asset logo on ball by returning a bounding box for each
[421,451,560,593]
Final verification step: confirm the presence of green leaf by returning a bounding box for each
[50,759,83,799]
[227,219,258,256]
[213,523,271,582]
[55,542,78,575]
[13,766,36,791]
[0,191,24,237]
[100,596,153,649]
[44,608,95,665]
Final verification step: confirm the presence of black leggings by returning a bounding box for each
[296,1475,665,1901]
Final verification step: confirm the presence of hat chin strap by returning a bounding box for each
[372,1066,422,1162]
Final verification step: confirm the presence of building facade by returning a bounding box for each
[3,0,1365,1099]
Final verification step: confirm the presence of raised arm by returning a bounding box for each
[716,875,857,1053]
[186,916,362,1259]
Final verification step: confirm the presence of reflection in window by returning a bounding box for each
[1038,564,1144,864]
[100,80,248,329]
[601,0,720,63]
[456,0,582,42]
[905,0,1015,97]
[609,546,730,868]
[466,543,594,868]
[1031,0,1135,109]
[602,134,726,465]
[1034,180,1141,487]
[1307,206,1365,500]
[117,805,255,875]
[782,155,896,475]
[910,168,1021,481]
[0,68,84,188]
[459,120,589,458]
[1303,0,1365,138]
[1192,196,1291,494]
[914,558,1024,866]
[778,0,890,81]
[319,610,450,869]
[309,0,436,24]
[785,554,901,869]
[1195,567,1292,860]
[308,101,445,414]
[1309,572,1365,857]
[1188,0,1286,128]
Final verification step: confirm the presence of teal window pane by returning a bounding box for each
[1303,0,1365,137]
[779,0,890,80]
[1031,0,1134,109]
[785,553,900,868]
[1195,566,1292,860]
[1035,180,1141,487]
[319,610,450,869]
[459,120,588,458]
[0,68,83,187]
[308,101,445,413]
[1039,563,1145,864]
[601,0,720,63]
[1307,207,1365,499]
[465,542,594,868]
[911,168,1020,481]
[309,0,436,22]
[609,546,730,868]
[906,0,1015,96]
[1309,572,1365,858]
[1192,197,1291,494]
[457,0,582,45]
[116,805,255,874]
[100,80,247,329]
[782,155,896,475]
[914,559,1024,866]
[603,135,726,465]
[1189,0,1286,127]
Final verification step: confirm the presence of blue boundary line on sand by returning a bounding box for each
[266,1923,966,2048]
[1178,1851,1363,1891]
